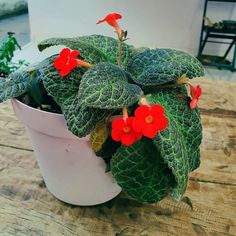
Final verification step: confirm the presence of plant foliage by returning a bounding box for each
[0,34,204,203]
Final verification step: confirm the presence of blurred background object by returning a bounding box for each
[197,0,236,72]
[0,0,29,46]
[0,0,235,80]
[0,0,28,19]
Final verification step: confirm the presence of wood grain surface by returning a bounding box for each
[0,78,235,236]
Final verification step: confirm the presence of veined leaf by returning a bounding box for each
[126,48,205,86]
[38,35,135,66]
[39,55,110,137]
[40,55,83,107]
[62,94,111,137]
[151,88,202,199]
[0,63,44,103]
[78,63,142,109]
[78,35,135,66]
[111,138,174,203]
[0,73,28,102]
[90,121,109,152]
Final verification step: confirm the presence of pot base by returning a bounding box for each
[12,99,121,206]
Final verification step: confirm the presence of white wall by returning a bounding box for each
[28,0,236,55]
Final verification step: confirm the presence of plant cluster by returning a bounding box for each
[0,13,204,203]
[0,32,27,77]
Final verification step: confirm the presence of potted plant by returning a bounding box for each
[0,13,204,205]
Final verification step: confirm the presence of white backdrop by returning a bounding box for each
[28,0,236,55]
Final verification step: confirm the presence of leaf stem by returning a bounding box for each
[123,107,128,121]
[118,38,123,67]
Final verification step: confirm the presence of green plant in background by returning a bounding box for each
[0,32,27,77]
[0,13,204,204]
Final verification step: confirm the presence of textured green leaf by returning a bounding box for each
[38,35,135,66]
[126,48,205,86]
[78,35,135,66]
[62,94,111,137]
[39,55,110,137]
[0,73,28,102]
[78,63,142,109]
[40,55,83,107]
[151,88,202,199]
[0,62,44,103]
[111,138,174,203]
[38,37,106,64]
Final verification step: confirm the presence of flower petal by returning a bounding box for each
[59,68,71,77]
[150,104,165,116]
[135,105,151,118]
[153,116,168,130]
[110,13,122,20]
[132,117,145,133]
[96,18,106,24]
[111,129,122,141]
[125,117,134,126]
[142,124,158,138]
[60,48,70,57]
[132,130,142,140]
[121,134,136,146]
[190,98,198,109]
[112,118,125,130]
[70,50,79,58]
[68,58,78,69]
[54,57,67,69]
[196,86,202,97]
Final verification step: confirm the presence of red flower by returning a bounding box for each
[54,48,92,77]
[96,13,123,39]
[188,83,202,109]
[54,48,79,76]
[111,117,142,146]
[132,105,168,138]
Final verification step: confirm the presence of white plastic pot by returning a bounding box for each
[11,99,121,206]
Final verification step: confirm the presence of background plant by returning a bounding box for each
[0,32,28,77]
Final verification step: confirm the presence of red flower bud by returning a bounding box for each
[97,13,123,39]
[187,83,202,109]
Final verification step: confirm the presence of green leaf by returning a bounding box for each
[0,72,28,102]
[40,55,83,107]
[0,62,43,103]
[38,35,135,66]
[78,63,142,109]
[151,88,202,199]
[39,56,111,137]
[62,94,111,137]
[38,37,106,64]
[78,35,135,66]
[126,48,205,86]
[111,138,175,203]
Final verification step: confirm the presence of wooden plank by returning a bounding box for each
[0,147,235,236]
[190,114,236,185]
[0,101,31,151]
[196,78,236,114]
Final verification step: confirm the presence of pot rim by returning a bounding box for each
[12,98,64,117]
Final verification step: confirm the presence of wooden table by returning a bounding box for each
[0,79,235,236]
